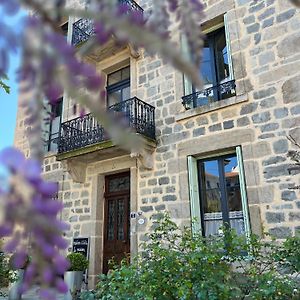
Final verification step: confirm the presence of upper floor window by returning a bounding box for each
[61,22,68,39]
[44,98,63,153]
[107,66,130,107]
[182,19,236,109]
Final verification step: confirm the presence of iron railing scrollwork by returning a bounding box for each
[182,80,236,109]
[72,19,94,46]
[58,97,155,154]
[72,0,143,46]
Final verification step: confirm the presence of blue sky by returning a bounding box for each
[0,9,25,178]
[0,9,25,152]
[0,53,20,151]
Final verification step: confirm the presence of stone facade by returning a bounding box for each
[14,0,300,288]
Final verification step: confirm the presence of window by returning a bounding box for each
[44,98,63,153]
[107,66,130,107]
[61,22,68,39]
[188,148,250,237]
[182,17,236,109]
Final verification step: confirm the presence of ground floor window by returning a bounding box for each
[188,147,250,237]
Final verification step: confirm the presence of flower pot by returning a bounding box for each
[64,271,83,300]
[8,270,24,300]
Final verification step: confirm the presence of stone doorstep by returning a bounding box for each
[1,287,65,300]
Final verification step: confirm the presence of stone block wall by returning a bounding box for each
[135,0,300,241]
[12,0,300,286]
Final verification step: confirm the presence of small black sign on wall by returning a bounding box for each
[72,237,89,259]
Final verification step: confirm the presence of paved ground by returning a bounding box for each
[0,287,65,300]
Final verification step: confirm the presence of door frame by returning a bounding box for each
[103,172,131,273]
[88,156,138,288]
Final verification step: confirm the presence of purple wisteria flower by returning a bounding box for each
[0,147,70,299]
[0,1,206,298]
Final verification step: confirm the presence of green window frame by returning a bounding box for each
[188,146,251,238]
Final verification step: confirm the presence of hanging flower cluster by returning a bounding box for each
[0,0,207,298]
[0,147,70,300]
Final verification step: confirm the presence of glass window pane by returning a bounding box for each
[121,66,130,80]
[198,154,245,237]
[108,176,130,193]
[51,117,60,135]
[52,99,63,118]
[122,86,130,102]
[108,70,122,85]
[199,160,223,236]
[224,155,245,235]
[107,200,115,240]
[117,198,125,240]
[201,61,214,86]
[215,29,230,82]
[200,42,214,86]
[107,91,121,107]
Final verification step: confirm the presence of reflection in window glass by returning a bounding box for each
[107,66,130,107]
[108,71,122,86]
[107,90,121,107]
[121,67,130,81]
[190,27,234,107]
[199,160,223,236]
[200,45,213,85]
[44,98,63,153]
[198,154,245,237]
[215,32,229,82]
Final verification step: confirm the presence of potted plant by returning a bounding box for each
[64,253,88,300]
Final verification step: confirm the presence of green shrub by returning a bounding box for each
[0,252,10,288]
[67,253,88,272]
[84,215,300,300]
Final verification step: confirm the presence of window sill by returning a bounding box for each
[44,151,58,159]
[175,94,248,122]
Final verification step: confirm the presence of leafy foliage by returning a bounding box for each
[0,75,10,94]
[83,215,300,300]
[0,251,19,287]
[0,252,10,288]
[67,253,88,272]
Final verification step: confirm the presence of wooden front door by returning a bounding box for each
[103,172,130,274]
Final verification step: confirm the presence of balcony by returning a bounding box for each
[72,0,144,47]
[182,80,236,110]
[57,97,155,157]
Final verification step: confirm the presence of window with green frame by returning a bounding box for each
[188,147,250,237]
[182,15,236,109]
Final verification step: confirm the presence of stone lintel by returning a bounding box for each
[178,129,255,157]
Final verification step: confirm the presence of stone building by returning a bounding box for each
[14,0,300,287]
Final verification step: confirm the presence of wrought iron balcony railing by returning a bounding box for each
[182,80,236,110]
[58,97,155,154]
[72,0,144,46]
